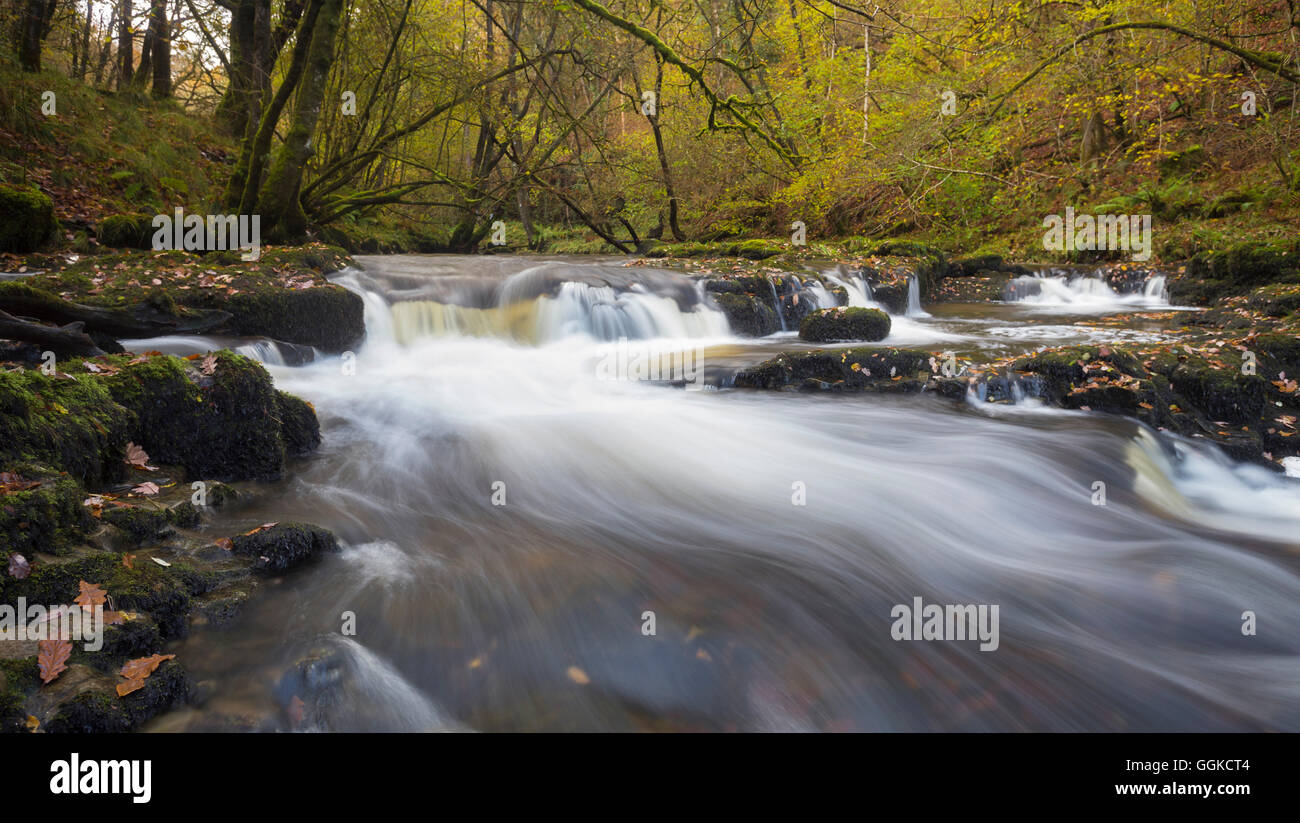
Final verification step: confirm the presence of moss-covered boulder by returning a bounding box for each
[96,213,156,250]
[0,369,133,487]
[44,661,189,733]
[230,522,340,574]
[275,390,321,456]
[710,292,779,337]
[105,351,306,481]
[0,551,215,639]
[735,347,931,392]
[0,657,39,733]
[0,470,90,556]
[0,184,57,253]
[799,307,891,342]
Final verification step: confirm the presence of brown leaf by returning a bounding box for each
[200,353,218,376]
[122,553,135,569]
[115,653,176,697]
[38,638,72,684]
[214,537,233,551]
[131,481,160,496]
[74,580,108,609]
[124,442,156,471]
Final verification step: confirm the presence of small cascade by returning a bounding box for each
[1143,275,1168,300]
[905,275,930,317]
[768,276,788,332]
[1004,269,1172,310]
[823,266,874,308]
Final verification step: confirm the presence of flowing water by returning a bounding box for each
[147,255,1300,732]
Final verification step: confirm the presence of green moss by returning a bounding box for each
[736,347,931,391]
[0,656,39,733]
[0,368,134,487]
[0,471,90,556]
[276,391,321,456]
[96,213,156,249]
[101,505,173,545]
[105,351,309,481]
[0,183,57,252]
[799,307,891,342]
[0,552,213,639]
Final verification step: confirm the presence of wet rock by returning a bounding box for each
[102,505,175,545]
[230,523,340,574]
[735,347,932,392]
[799,307,890,342]
[276,390,321,456]
[105,351,318,481]
[0,470,91,556]
[44,660,189,733]
[710,292,779,337]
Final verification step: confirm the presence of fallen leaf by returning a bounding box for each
[8,553,30,579]
[566,666,590,685]
[74,580,108,609]
[38,638,72,684]
[131,481,160,496]
[124,442,156,471]
[150,557,171,567]
[115,653,175,697]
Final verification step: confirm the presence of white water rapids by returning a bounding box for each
[152,255,1300,732]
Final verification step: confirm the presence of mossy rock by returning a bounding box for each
[230,522,340,574]
[0,551,214,639]
[1174,240,1300,303]
[101,504,174,545]
[44,660,189,733]
[1170,364,1266,426]
[96,213,156,250]
[276,390,321,456]
[1251,333,1300,377]
[711,292,779,337]
[0,656,39,733]
[0,470,90,556]
[105,351,312,481]
[0,369,134,487]
[204,284,364,353]
[735,347,931,392]
[799,307,890,342]
[0,184,57,253]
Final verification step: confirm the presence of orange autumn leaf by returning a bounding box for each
[74,580,108,609]
[38,638,72,684]
[116,653,176,697]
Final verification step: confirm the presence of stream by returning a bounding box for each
[139,255,1300,732]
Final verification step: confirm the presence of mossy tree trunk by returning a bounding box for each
[255,0,344,241]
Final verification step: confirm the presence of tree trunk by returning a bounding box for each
[151,0,171,98]
[117,0,134,90]
[18,0,57,72]
[255,0,344,240]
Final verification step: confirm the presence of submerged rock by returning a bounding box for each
[230,522,340,574]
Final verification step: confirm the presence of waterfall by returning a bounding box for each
[905,275,929,317]
[768,276,788,332]
[1005,270,1172,310]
